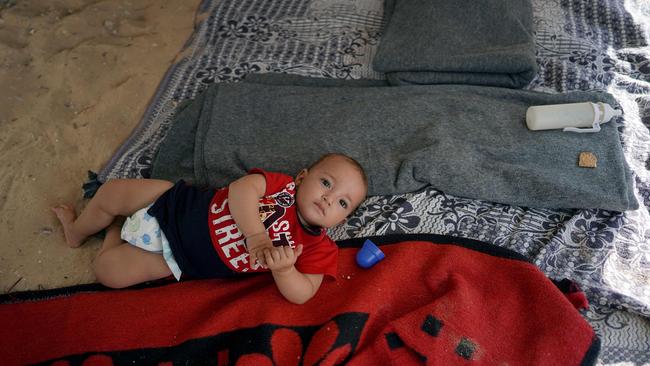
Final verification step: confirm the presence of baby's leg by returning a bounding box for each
[52,179,174,247]
[93,222,172,288]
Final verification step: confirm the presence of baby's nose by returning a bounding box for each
[322,195,331,205]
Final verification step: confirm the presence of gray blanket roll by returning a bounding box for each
[151,74,637,211]
[373,0,538,88]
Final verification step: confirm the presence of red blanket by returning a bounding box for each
[0,235,598,365]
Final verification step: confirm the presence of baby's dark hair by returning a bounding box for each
[309,153,368,195]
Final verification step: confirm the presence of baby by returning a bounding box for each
[52,153,367,304]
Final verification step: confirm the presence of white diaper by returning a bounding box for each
[121,205,182,280]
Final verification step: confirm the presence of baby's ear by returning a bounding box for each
[295,168,308,185]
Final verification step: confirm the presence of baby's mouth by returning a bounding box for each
[315,201,325,216]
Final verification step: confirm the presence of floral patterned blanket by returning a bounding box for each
[98,0,650,363]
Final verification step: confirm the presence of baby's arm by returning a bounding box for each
[228,173,273,267]
[265,245,324,304]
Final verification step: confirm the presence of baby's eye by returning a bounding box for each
[321,178,331,188]
[339,199,348,209]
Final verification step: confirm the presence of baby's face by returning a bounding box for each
[295,156,366,229]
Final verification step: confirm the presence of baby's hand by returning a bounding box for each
[264,245,304,273]
[246,233,274,269]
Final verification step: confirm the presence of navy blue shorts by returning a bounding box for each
[148,181,239,279]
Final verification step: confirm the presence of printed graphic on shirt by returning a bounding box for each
[208,181,297,273]
[273,191,294,208]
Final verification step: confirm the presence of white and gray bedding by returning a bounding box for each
[97,0,650,363]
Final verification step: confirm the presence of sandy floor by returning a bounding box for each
[0,0,202,293]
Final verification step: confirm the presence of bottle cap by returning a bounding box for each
[564,102,622,133]
[356,239,385,269]
[597,102,623,123]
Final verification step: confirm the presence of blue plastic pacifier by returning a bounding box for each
[356,239,385,269]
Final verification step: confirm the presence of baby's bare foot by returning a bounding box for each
[51,204,85,248]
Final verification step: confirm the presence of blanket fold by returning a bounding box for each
[373,0,538,88]
[0,235,599,365]
[152,74,637,211]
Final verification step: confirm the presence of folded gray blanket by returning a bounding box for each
[373,0,538,88]
[151,74,637,211]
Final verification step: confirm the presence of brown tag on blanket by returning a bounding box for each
[578,152,597,168]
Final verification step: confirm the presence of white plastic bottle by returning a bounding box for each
[525,102,622,133]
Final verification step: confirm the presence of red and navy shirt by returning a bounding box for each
[148,169,338,280]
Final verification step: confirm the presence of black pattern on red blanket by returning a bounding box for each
[0,236,602,365]
[97,0,650,363]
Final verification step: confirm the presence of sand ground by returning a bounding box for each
[0,0,202,293]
